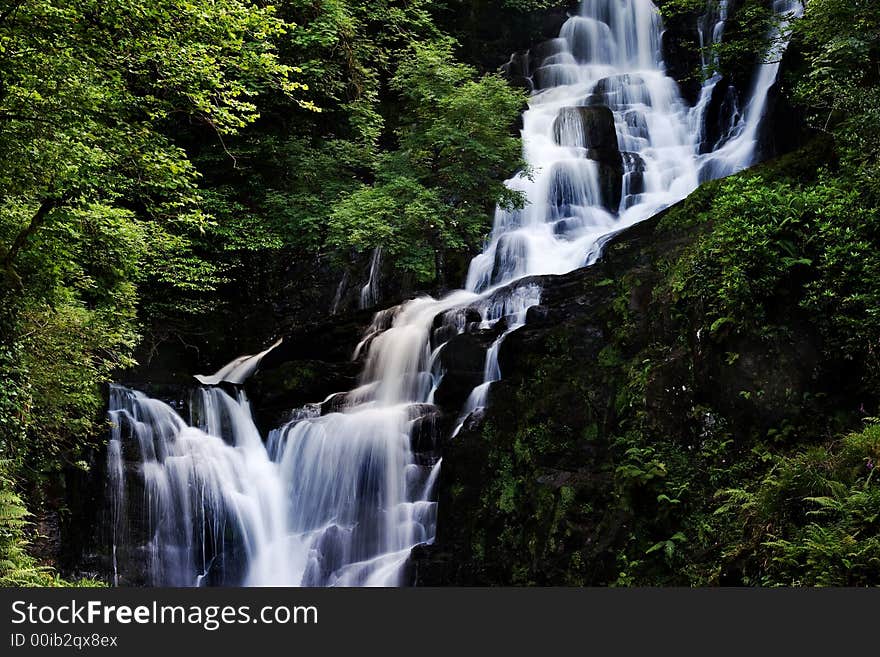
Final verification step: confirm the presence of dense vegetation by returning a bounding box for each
[422,0,880,586]
[2,0,879,586]
[0,0,536,585]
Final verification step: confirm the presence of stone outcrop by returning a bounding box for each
[552,106,623,212]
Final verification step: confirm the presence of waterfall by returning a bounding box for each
[105,0,800,586]
[359,247,383,310]
[697,0,804,178]
[690,0,732,152]
[329,270,349,316]
[107,385,288,585]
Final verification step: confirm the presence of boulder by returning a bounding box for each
[551,106,623,212]
[622,151,646,196]
[432,332,496,414]
[592,74,651,107]
[500,51,532,91]
[552,105,618,150]
[699,77,742,154]
[660,12,703,104]
[623,109,649,140]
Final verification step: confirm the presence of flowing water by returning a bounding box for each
[359,247,383,309]
[106,0,802,586]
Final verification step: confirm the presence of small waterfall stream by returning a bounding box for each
[105,0,802,586]
[359,247,383,310]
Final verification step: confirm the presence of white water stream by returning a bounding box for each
[107,0,802,586]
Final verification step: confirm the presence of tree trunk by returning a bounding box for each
[2,197,62,269]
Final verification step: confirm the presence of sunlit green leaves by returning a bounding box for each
[328,38,526,282]
[0,0,295,522]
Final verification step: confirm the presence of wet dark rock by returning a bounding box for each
[247,360,358,430]
[531,64,565,90]
[438,332,489,373]
[623,109,649,140]
[660,8,703,104]
[243,311,373,431]
[592,74,651,107]
[622,151,646,196]
[552,217,586,238]
[491,232,529,284]
[444,2,571,76]
[700,77,742,154]
[410,409,442,454]
[755,38,813,160]
[414,208,689,585]
[621,151,646,172]
[501,51,533,91]
[317,390,348,415]
[529,37,569,69]
[413,142,848,586]
[596,161,624,213]
[553,106,618,151]
[503,50,530,78]
[551,106,623,212]
[312,525,348,579]
[432,332,496,414]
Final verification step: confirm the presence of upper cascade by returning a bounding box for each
[105,0,803,587]
[468,0,697,292]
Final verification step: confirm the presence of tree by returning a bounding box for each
[792,0,880,200]
[328,38,527,284]
[0,0,296,490]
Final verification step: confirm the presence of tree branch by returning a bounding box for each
[0,0,25,29]
[2,196,64,270]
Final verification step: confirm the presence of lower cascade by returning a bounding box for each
[105,0,802,586]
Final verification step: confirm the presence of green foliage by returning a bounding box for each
[1,0,876,590]
[610,120,880,585]
[659,0,796,87]
[0,0,531,578]
[0,461,103,586]
[390,39,526,215]
[657,0,711,19]
[1,0,294,468]
[714,0,778,64]
[498,0,560,10]
[0,0,295,575]
[447,117,880,584]
[669,173,880,382]
[0,513,52,585]
[180,1,530,293]
[720,423,880,586]
[793,0,880,201]
[0,0,298,260]
[190,0,443,260]
[328,38,526,282]
[0,460,59,586]
[329,177,446,282]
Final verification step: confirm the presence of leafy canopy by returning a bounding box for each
[329,38,526,283]
[0,0,295,488]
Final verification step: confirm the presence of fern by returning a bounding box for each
[0,460,54,586]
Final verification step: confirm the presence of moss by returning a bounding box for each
[424,138,880,586]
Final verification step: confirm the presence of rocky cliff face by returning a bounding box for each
[406,138,868,585]
[64,0,823,585]
[212,140,856,587]
[413,210,696,585]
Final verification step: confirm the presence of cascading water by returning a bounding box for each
[359,247,383,310]
[107,385,287,585]
[105,0,801,586]
[690,0,733,153]
[697,0,804,178]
